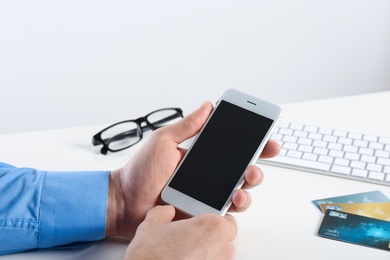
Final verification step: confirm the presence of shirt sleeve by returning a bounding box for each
[0,162,109,255]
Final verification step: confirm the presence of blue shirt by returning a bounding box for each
[0,162,109,255]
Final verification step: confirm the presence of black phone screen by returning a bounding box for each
[169,100,273,210]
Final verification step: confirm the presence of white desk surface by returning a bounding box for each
[1,91,390,259]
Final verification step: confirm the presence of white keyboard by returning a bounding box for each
[258,121,390,186]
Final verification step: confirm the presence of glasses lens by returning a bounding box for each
[147,109,183,128]
[101,122,141,151]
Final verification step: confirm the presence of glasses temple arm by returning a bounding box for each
[147,113,182,128]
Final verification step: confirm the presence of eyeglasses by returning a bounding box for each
[92,108,183,155]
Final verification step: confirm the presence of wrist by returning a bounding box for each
[106,169,125,237]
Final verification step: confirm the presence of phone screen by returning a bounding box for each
[168,100,273,210]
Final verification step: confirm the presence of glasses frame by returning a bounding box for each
[92,107,183,155]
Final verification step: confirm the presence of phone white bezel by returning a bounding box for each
[161,88,282,216]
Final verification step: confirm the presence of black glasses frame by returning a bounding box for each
[92,107,183,155]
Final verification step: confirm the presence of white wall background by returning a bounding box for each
[1,0,389,134]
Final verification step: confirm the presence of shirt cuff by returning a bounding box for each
[38,170,109,249]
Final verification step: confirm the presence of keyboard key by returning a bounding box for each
[368,171,385,181]
[343,145,358,153]
[338,137,353,145]
[287,150,302,159]
[359,147,374,156]
[302,153,318,161]
[293,130,308,138]
[350,161,366,169]
[334,158,349,167]
[323,135,337,143]
[353,140,368,147]
[351,169,368,178]
[375,150,390,158]
[318,155,333,164]
[297,138,312,146]
[333,130,347,138]
[378,158,390,166]
[304,125,318,133]
[318,128,332,135]
[313,140,327,148]
[348,132,363,140]
[328,143,342,150]
[279,149,287,156]
[331,165,351,175]
[379,137,390,145]
[329,150,344,158]
[344,152,359,161]
[308,133,322,140]
[360,155,375,164]
[283,143,298,151]
[271,133,283,141]
[298,145,313,153]
[369,142,384,150]
[279,128,293,136]
[313,147,328,155]
[363,135,378,142]
[283,135,298,143]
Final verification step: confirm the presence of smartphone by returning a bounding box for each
[161,89,282,216]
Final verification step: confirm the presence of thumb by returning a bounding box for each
[165,102,213,144]
[142,205,176,228]
[223,214,238,241]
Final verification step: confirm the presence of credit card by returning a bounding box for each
[320,202,390,221]
[318,209,390,251]
[312,190,389,212]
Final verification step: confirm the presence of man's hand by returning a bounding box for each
[106,102,280,238]
[123,205,237,260]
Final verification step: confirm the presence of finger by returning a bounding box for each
[229,165,263,212]
[143,205,176,228]
[259,140,280,159]
[241,165,264,190]
[230,189,252,212]
[164,102,213,144]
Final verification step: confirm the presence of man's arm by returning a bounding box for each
[0,162,109,255]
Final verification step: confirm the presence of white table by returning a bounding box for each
[1,91,389,259]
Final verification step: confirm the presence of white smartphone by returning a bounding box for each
[161,89,282,216]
